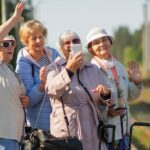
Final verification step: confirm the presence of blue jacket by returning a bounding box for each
[16,46,60,131]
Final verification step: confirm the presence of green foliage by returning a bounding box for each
[123,46,142,66]
[111,26,143,66]
[132,28,142,48]
[132,127,150,150]
[111,26,132,62]
[129,88,150,150]
[123,46,135,66]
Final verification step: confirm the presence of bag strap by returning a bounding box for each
[77,69,105,150]
[30,63,47,128]
[112,67,129,137]
[60,97,71,137]
[34,93,47,128]
[77,69,101,121]
[60,69,102,138]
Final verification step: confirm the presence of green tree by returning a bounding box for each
[111,26,132,63]
[132,28,143,63]
[124,46,137,66]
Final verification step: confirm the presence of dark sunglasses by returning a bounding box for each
[0,41,16,48]
[64,38,81,45]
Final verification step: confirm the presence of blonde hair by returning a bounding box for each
[19,20,47,45]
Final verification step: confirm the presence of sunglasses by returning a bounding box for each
[64,38,81,45]
[0,41,16,48]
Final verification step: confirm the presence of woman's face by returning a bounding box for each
[0,40,15,63]
[90,36,112,59]
[27,31,45,52]
[61,37,81,59]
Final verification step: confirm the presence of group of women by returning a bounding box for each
[0,2,143,150]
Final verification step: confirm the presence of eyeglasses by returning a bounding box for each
[63,38,81,45]
[0,41,16,48]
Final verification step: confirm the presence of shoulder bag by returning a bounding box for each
[21,93,83,150]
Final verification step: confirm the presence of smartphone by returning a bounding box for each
[114,107,127,110]
[71,44,82,55]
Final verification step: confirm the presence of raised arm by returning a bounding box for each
[0,2,24,41]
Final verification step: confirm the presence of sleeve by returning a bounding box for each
[20,80,26,95]
[16,60,44,106]
[128,80,143,101]
[45,63,71,99]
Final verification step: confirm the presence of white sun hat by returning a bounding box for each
[86,26,113,47]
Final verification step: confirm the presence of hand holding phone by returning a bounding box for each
[71,44,82,55]
[114,107,127,111]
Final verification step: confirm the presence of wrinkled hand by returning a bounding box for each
[40,66,46,84]
[92,85,112,106]
[127,61,142,84]
[20,95,29,108]
[39,66,46,92]
[66,52,84,73]
[107,107,124,117]
[92,85,110,96]
[13,2,25,23]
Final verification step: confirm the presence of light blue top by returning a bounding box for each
[91,58,143,142]
[16,46,60,131]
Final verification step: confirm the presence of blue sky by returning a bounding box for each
[32,0,149,47]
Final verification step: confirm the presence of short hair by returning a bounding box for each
[57,30,80,50]
[19,20,47,45]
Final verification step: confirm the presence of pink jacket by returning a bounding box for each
[46,57,108,150]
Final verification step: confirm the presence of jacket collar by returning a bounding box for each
[21,47,53,67]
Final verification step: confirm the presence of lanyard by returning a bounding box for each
[111,66,119,86]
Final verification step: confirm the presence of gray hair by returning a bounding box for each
[57,30,80,50]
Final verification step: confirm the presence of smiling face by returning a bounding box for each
[89,36,112,59]
[19,20,47,56]
[27,31,45,52]
[0,40,16,63]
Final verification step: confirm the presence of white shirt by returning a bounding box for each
[0,61,25,142]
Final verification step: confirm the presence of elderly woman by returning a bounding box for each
[40,30,113,150]
[86,27,143,150]
[0,35,29,150]
[15,20,60,131]
[0,2,29,150]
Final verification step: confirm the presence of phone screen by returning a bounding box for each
[71,44,82,55]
